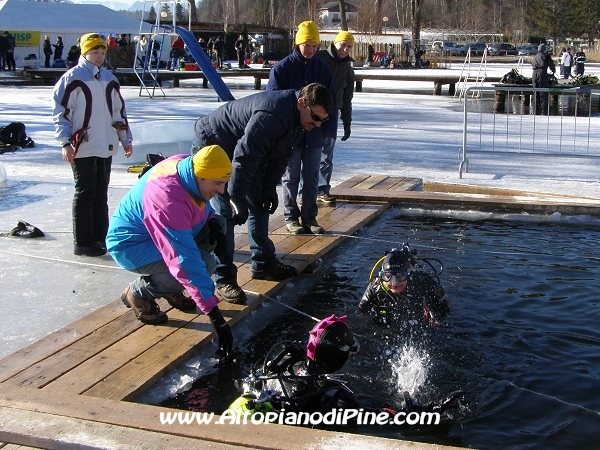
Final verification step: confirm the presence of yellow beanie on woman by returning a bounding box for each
[80,33,107,55]
[295,21,320,45]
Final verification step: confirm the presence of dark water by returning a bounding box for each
[162,208,600,449]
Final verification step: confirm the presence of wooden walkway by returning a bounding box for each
[3,174,600,449]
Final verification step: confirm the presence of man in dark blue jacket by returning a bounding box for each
[266,21,337,236]
[193,83,333,303]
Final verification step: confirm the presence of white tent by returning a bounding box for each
[0,0,152,66]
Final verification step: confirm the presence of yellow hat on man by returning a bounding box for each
[80,33,107,55]
[295,21,320,45]
[192,145,232,179]
[334,31,355,46]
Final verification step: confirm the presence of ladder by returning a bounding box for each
[456,48,488,101]
[134,1,192,99]
[135,24,167,98]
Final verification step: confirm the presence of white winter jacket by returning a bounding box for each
[52,56,132,159]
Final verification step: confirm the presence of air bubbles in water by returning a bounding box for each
[390,344,430,396]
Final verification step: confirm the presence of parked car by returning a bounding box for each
[432,40,464,56]
[487,43,518,56]
[518,45,539,56]
[463,42,488,56]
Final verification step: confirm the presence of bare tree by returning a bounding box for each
[411,0,423,50]
[339,0,349,30]
[189,0,197,22]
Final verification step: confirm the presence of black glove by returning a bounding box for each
[262,187,278,214]
[229,197,249,226]
[340,123,351,141]
[207,307,233,359]
[207,218,226,255]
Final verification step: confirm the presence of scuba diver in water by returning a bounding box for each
[226,314,461,424]
[358,243,450,328]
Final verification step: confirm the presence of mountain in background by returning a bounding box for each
[71,0,145,12]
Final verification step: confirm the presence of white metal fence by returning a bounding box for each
[459,86,600,178]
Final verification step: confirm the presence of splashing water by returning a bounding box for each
[390,344,430,396]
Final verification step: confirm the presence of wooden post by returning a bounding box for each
[254,77,261,90]
[448,83,456,96]
[202,76,208,89]
[494,90,506,113]
[433,81,442,95]
[355,79,363,92]
[173,77,180,88]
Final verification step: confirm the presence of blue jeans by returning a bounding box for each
[283,146,321,223]
[318,137,336,196]
[128,216,223,299]
[211,170,276,279]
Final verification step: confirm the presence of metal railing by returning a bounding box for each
[459,85,600,178]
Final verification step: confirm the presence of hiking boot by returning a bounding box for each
[303,219,324,235]
[162,291,197,311]
[74,244,106,257]
[216,281,247,304]
[316,194,336,206]
[251,258,298,280]
[121,286,168,325]
[286,219,305,235]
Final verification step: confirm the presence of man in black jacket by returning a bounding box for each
[192,83,333,303]
[531,44,555,115]
[3,31,15,71]
[0,31,9,71]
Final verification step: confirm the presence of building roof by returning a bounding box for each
[319,2,357,13]
[0,0,147,33]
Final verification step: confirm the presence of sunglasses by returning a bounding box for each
[305,105,329,123]
[380,270,408,283]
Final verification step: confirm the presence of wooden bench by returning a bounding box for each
[22,67,273,89]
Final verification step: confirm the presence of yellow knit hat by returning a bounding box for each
[334,31,354,46]
[80,33,107,55]
[295,21,320,45]
[192,145,232,179]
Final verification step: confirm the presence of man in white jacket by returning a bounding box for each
[52,33,133,257]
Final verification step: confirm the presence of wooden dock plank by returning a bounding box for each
[352,174,390,190]
[5,310,146,389]
[82,316,216,400]
[369,176,406,190]
[330,188,600,216]
[40,306,207,395]
[0,299,131,383]
[331,174,371,190]
[0,383,453,450]
[388,178,423,191]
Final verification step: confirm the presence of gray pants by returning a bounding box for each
[129,215,225,299]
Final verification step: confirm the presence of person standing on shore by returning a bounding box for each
[52,33,133,257]
[266,20,337,235]
[314,30,355,206]
[574,47,586,77]
[531,43,556,115]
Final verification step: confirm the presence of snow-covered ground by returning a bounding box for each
[1,61,599,360]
